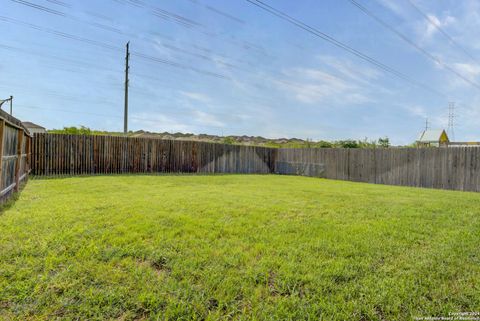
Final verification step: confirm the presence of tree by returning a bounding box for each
[315,140,333,148]
[357,137,378,148]
[305,138,313,148]
[48,126,92,135]
[378,137,390,148]
[336,140,359,148]
[222,136,235,145]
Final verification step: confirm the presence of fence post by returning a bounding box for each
[26,135,31,174]
[14,129,24,192]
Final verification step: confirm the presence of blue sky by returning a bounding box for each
[1,0,480,144]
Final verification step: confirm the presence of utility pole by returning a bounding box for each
[124,41,130,135]
[0,96,13,114]
[448,102,455,141]
[425,117,429,131]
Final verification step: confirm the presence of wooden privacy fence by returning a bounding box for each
[32,134,275,176]
[0,111,32,201]
[31,134,480,192]
[276,148,480,192]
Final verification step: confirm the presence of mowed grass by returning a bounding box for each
[1,175,479,320]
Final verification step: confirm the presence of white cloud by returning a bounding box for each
[419,13,455,40]
[441,59,480,89]
[131,113,191,133]
[192,110,225,128]
[152,38,176,61]
[424,14,440,38]
[453,62,480,80]
[179,91,212,103]
[404,105,427,118]
[432,114,448,129]
[376,0,406,16]
[281,68,350,102]
[276,72,371,105]
[274,55,384,105]
[317,55,382,84]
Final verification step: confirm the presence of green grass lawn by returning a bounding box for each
[1,175,479,320]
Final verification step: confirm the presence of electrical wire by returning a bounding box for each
[0,16,230,80]
[14,104,247,131]
[406,0,479,65]
[245,0,447,98]
[348,0,480,91]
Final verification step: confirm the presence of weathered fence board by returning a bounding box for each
[276,147,480,192]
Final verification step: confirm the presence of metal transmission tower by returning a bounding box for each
[124,41,130,135]
[425,117,429,130]
[448,102,455,141]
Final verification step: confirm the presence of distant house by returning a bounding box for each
[447,141,480,147]
[131,130,162,139]
[22,121,46,135]
[416,129,449,147]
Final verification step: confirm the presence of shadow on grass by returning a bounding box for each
[0,191,20,214]
[0,180,29,215]
[29,172,274,181]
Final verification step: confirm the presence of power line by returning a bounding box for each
[2,80,258,122]
[0,84,121,106]
[4,2,285,129]
[159,43,240,70]
[111,0,202,28]
[348,0,480,92]
[4,2,427,116]
[2,5,241,73]
[0,25,358,103]
[9,0,438,117]
[11,0,377,98]
[0,16,230,80]
[0,15,121,50]
[45,0,71,8]
[182,0,246,25]
[10,0,128,35]
[14,104,247,132]
[245,0,447,98]
[13,104,152,121]
[406,0,479,65]
[0,43,120,73]
[0,40,279,110]
[130,52,229,79]
[8,0,269,76]
[114,0,269,57]
[11,0,65,16]
[204,4,246,25]
[11,0,250,70]
[5,86,251,120]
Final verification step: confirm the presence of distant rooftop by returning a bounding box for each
[22,121,45,129]
[417,129,449,143]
